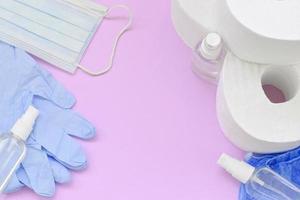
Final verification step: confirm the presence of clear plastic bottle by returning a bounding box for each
[0,106,39,192]
[192,33,225,84]
[218,153,300,200]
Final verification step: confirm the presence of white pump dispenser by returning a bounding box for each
[192,33,224,84]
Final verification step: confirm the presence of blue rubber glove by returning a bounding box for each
[5,140,72,196]
[0,42,95,197]
[239,147,300,200]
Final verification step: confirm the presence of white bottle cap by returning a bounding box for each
[11,106,39,141]
[217,153,255,184]
[198,33,223,60]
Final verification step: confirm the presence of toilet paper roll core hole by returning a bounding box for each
[261,67,298,104]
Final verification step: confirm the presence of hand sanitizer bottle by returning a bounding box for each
[218,153,300,200]
[192,33,225,84]
[0,106,39,192]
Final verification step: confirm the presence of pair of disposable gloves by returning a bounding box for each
[0,42,95,197]
[239,147,300,200]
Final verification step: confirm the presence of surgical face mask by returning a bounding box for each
[0,0,132,76]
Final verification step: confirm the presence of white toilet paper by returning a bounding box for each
[172,0,300,65]
[217,0,300,65]
[217,53,300,153]
[171,0,219,48]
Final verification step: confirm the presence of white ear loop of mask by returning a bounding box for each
[77,5,133,76]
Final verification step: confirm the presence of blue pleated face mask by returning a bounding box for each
[0,0,132,76]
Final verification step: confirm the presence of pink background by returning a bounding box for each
[1,0,245,199]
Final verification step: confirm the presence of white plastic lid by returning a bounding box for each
[217,153,255,184]
[198,33,223,60]
[11,106,39,141]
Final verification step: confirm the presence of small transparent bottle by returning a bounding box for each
[0,106,39,192]
[218,153,300,200]
[192,32,225,84]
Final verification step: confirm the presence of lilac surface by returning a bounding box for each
[1,0,244,199]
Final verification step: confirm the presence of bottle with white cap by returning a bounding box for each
[192,32,224,84]
[218,153,300,200]
[0,106,39,192]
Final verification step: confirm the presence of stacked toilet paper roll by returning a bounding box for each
[172,0,300,153]
[172,0,300,65]
[217,53,300,153]
[171,0,219,48]
[217,0,300,65]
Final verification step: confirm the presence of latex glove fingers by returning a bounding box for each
[18,145,56,197]
[45,133,87,170]
[32,65,76,109]
[32,98,96,140]
[0,42,75,111]
[11,145,70,197]
[20,156,71,186]
[64,112,96,139]
[0,43,76,110]
[28,67,76,110]
[7,153,71,197]
[0,42,75,115]
[32,99,95,170]
[54,113,95,169]
[49,157,71,184]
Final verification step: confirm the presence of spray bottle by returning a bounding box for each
[0,106,39,192]
[218,153,300,200]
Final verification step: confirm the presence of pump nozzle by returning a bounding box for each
[217,153,255,184]
[11,106,39,141]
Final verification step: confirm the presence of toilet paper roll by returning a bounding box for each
[217,53,300,153]
[172,0,300,65]
[171,0,219,48]
[217,0,300,65]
